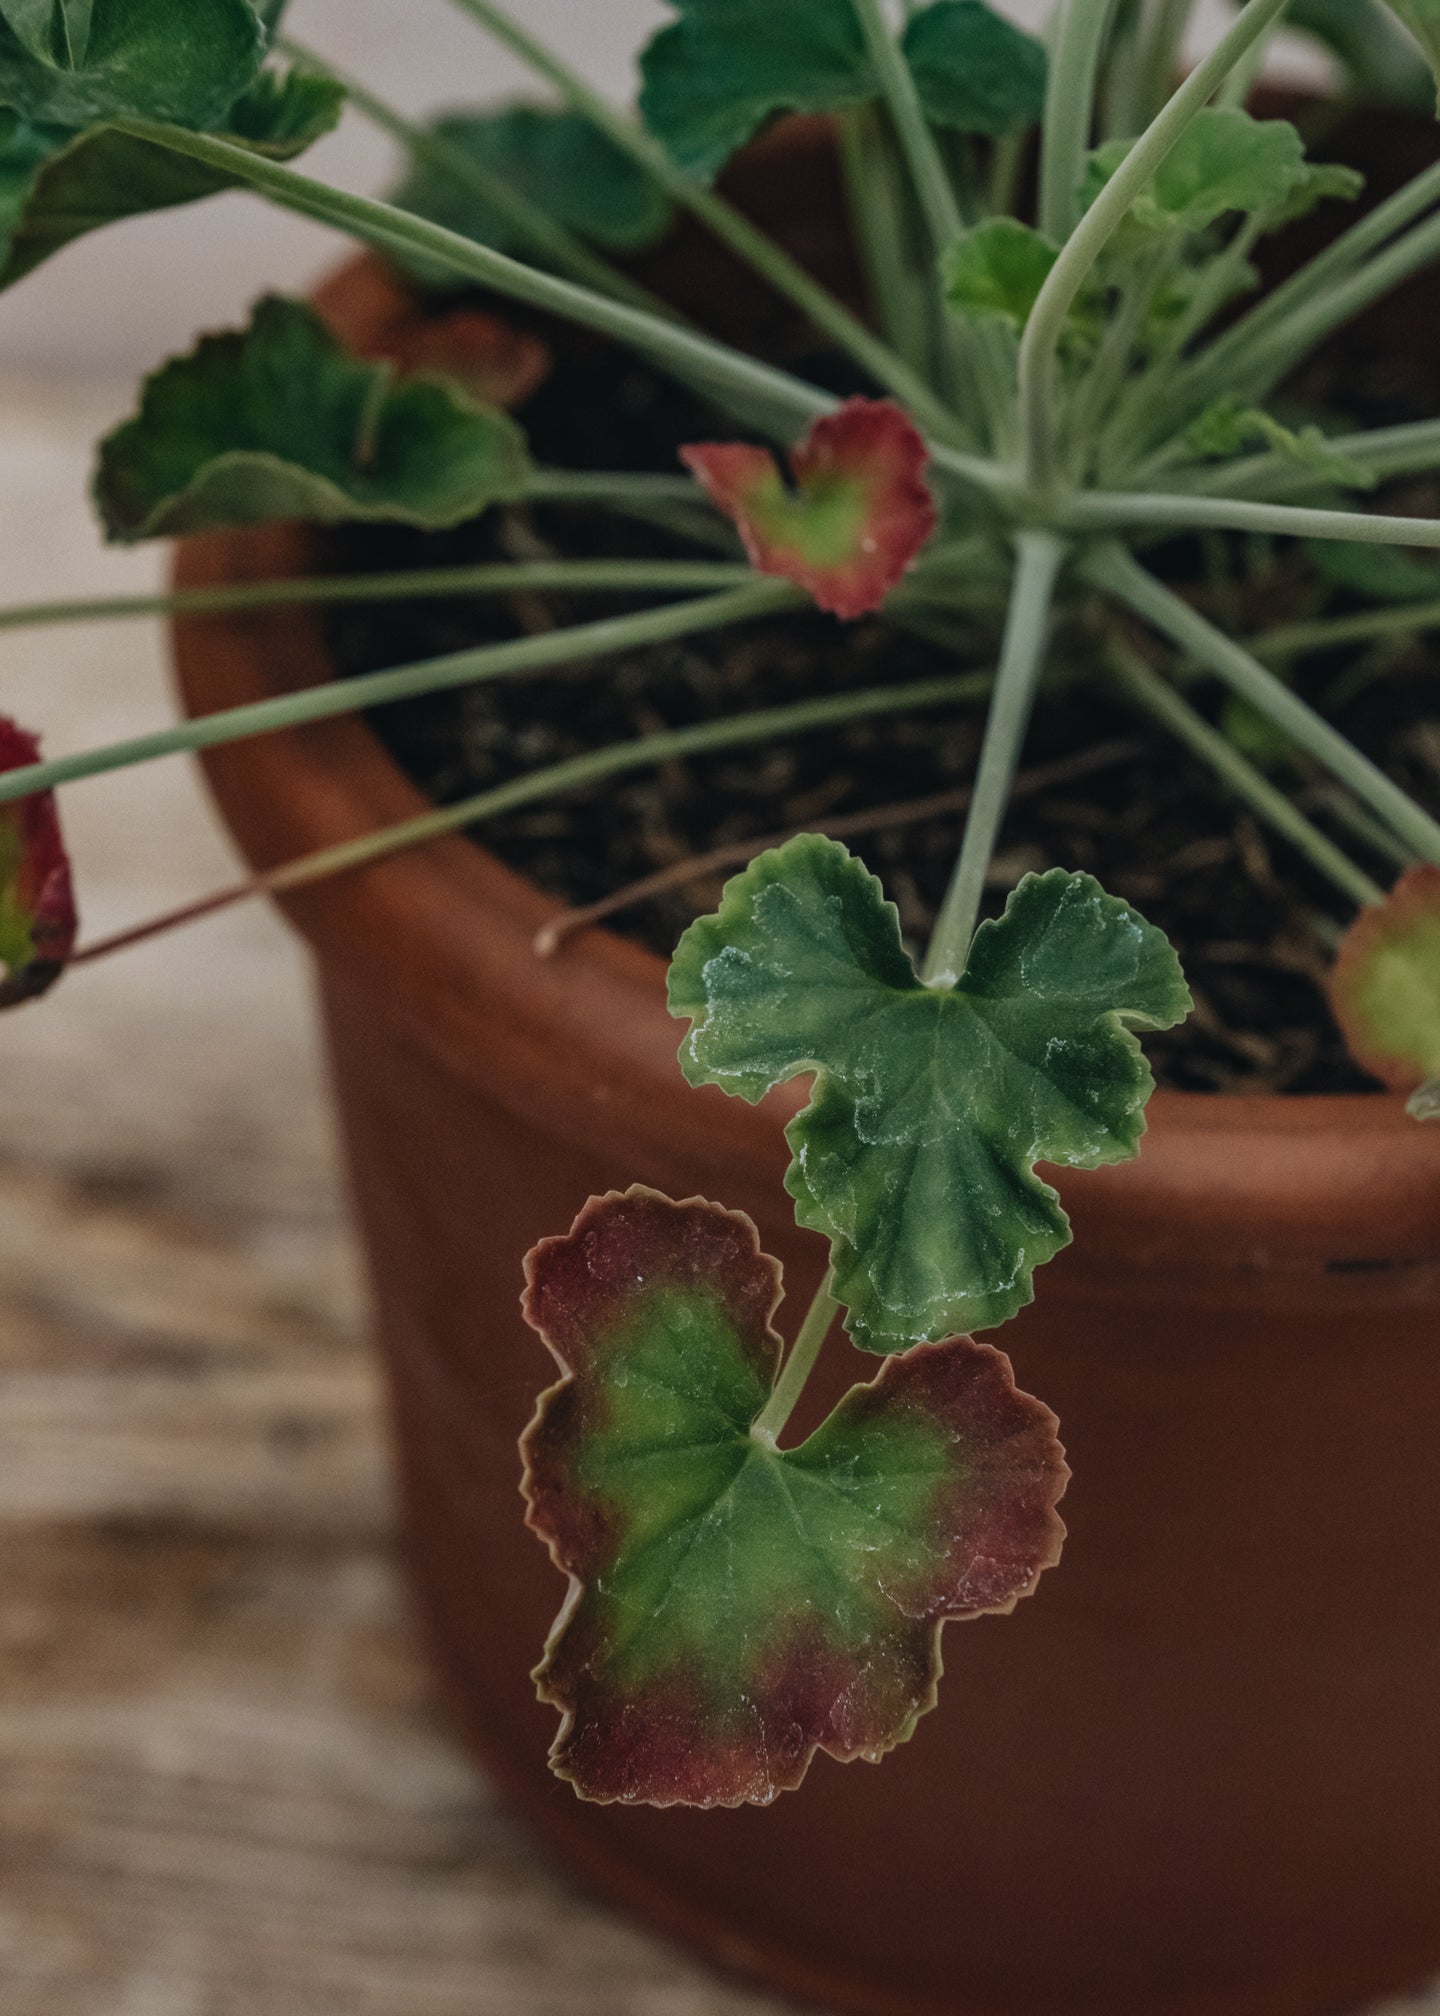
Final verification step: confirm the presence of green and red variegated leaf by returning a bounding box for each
[1331,867,1440,1115]
[0,714,76,1006]
[521,1187,1067,1809]
[681,398,937,619]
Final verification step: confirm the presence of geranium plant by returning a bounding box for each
[1,0,1439,1808]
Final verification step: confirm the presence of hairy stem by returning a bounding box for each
[0,582,797,809]
[1019,0,1292,490]
[752,1273,840,1447]
[0,560,758,635]
[1087,543,1440,865]
[922,531,1068,981]
[1106,642,1384,908]
[440,0,966,440]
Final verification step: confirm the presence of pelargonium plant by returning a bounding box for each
[1,0,1440,1807]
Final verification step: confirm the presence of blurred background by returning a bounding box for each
[0,7,1401,2016]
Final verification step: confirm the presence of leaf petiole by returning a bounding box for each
[750,1272,840,1448]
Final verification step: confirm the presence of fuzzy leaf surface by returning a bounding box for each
[391,104,671,285]
[1331,866,1440,1093]
[95,294,532,542]
[1087,110,1310,237]
[0,714,76,1007]
[522,1187,1068,1808]
[670,838,1191,1349]
[0,64,340,290]
[681,398,936,620]
[638,0,1044,180]
[0,0,263,129]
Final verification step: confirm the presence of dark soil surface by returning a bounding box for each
[322,206,1440,1096]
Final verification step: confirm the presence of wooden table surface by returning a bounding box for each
[0,376,1434,2016]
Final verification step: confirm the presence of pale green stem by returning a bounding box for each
[278,37,670,317]
[0,582,796,809]
[1306,786,1416,870]
[1039,0,1124,239]
[1133,0,1195,131]
[1249,596,1440,664]
[838,107,934,378]
[1086,543,1440,865]
[1215,15,1275,107]
[1068,489,1440,550]
[439,0,967,442]
[1019,0,1293,490]
[1070,242,1171,476]
[922,531,1068,982]
[1106,642,1384,909]
[1185,418,1440,503]
[111,120,1004,501]
[751,1273,840,1448]
[0,560,758,635]
[850,0,963,253]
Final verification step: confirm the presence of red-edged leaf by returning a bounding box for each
[681,397,938,619]
[0,716,77,1007]
[1331,866,1440,1109]
[521,1186,1068,1809]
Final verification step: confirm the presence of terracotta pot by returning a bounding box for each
[169,144,1440,2016]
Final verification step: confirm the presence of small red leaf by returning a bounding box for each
[314,261,551,409]
[1331,866,1440,1092]
[682,398,938,619]
[0,716,77,1008]
[521,1186,1067,1808]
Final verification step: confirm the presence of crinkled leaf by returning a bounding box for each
[1185,397,1376,491]
[1331,866,1440,1094]
[0,64,341,291]
[1263,160,1365,231]
[942,218,1058,331]
[639,0,1043,181]
[522,1187,1068,1808]
[0,714,76,1007]
[0,0,263,129]
[670,839,1191,1349]
[95,294,532,542]
[1277,0,1435,110]
[900,1,1046,137]
[1309,539,1440,602]
[681,398,936,620]
[390,103,671,291]
[1380,1,1440,111]
[1086,111,1310,237]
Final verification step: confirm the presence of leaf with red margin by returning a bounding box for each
[0,715,77,1007]
[1331,866,1440,1119]
[681,398,938,620]
[521,1187,1068,1809]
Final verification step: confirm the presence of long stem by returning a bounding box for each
[1018,0,1292,490]
[751,1273,840,1448]
[1133,0,1196,131]
[0,582,796,809]
[851,0,962,253]
[1106,642,1384,908]
[1068,489,1440,550]
[0,560,759,636]
[922,531,1067,981]
[1039,0,1123,239]
[1086,543,1440,865]
[838,107,934,380]
[73,671,990,959]
[110,120,1004,501]
[439,0,966,442]
[279,36,671,317]
[1251,596,1440,663]
[1190,418,1440,503]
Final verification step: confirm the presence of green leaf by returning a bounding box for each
[1262,159,1365,231]
[900,0,1047,136]
[1331,866,1440,1091]
[522,1187,1068,1807]
[0,0,264,129]
[1185,397,1377,491]
[1280,0,1435,110]
[669,838,1190,1350]
[1309,539,1440,602]
[95,294,532,542]
[0,0,91,66]
[391,103,671,286]
[0,64,341,290]
[1373,0,1440,113]
[1086,110,1310,237]
[942,217,1058,330]
[638,0,1044,182]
